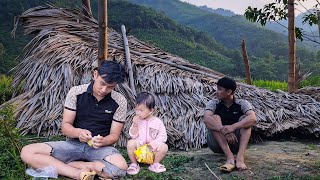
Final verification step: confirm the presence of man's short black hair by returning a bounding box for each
[98,60,125,84]
[217,77,237,93]
[136,92,155,110]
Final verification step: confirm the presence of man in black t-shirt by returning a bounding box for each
[20,61,128,179]
[204,77,257,172]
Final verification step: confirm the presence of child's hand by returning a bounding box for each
[132,116,139,126]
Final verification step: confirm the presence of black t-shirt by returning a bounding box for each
[205,98,253,125]
[64,82,127,136]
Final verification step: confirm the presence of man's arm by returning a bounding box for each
[203,110,224,131]
[61,108,92,141]
[221,110,257,134]
[233,110,257,129]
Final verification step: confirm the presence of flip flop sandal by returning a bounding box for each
[80,171,96,180]
[148,162,166,173]
[127,163,140,175]
[219,163,235,172]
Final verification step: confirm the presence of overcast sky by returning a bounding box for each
[180,0,318,16]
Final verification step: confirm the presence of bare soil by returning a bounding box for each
[169,140,320,179]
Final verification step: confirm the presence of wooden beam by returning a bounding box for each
[288,0,296,93]
[109,44,254,88]
[98,0,108,67]
[241,40,252,85]
[121,25,136,95]
[82,0,92,16]
[317,11,320,37]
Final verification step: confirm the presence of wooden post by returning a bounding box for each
[288,0,296,92]
[121,25,136,95]
[241,40,252,85]
[317,11,320,37]
[98,0,108,67]
[82,0,92,16]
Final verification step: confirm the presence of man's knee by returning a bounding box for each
[21,144,32,163]
[105,154,128,170]
[99,154,127,178]
[204,114,221,125]
[20,143,51,163]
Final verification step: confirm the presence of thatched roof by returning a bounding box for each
[3,5,320,150]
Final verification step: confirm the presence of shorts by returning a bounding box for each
[45,138,126,178]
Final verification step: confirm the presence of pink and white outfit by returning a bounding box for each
[129,116,167,151]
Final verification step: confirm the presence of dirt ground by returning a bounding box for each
[169,140,320,179]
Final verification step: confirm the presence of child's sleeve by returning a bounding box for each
[156,119,167,143]
[129,123,139,139]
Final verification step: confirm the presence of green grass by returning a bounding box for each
[300,76,320,88]
[306,144,317,150]
[243,79,288,92]
[119,148,193,180]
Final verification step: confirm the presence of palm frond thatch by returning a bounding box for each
[2,5,320,150]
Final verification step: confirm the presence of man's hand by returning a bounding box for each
[92,135,104,149]
[78,129,92,142]
[225,133,238,144]
[221,125,236,135]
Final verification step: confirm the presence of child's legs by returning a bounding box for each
[153,142,168,163]
[127,139,139,164]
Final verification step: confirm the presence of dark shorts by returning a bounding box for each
[45,138,126,178]
[207,129,240,154]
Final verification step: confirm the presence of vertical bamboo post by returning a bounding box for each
[121,25,136,95]
[241,40,252,85]
[288,0,296,92]
[317,11,320,38]
[98,0,108,67]
[82,0,92,16]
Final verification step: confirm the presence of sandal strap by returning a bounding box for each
[128,163,139,171]
[152,162,165,169]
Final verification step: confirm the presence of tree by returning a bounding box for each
[244,0,319,41]
[244,0,318,92]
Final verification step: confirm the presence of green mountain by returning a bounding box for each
[0,0,244,77]
[198,6,236,17]
[128,0,320,78]
[1,0,319,80]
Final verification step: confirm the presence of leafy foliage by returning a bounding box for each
[0,75,13,104]
[252,79,288,92]
[244,0,318,41]
[0,105,27,180]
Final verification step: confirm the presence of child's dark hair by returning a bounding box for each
[136,92,155,109]
[217,76,237,94]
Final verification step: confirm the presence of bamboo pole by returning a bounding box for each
[82,0,92,16]
[98,0,108,67]
[317,11,320,38]
[241,40,252,85]
[121,25,136,95]
[288,0,296,93]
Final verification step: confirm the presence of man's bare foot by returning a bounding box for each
[226,157,235,165]
[236,155,247,170]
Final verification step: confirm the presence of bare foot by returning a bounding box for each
[236,155,247,170]
[226,157,235,165]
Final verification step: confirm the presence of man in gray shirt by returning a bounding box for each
[204,77,257,172]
